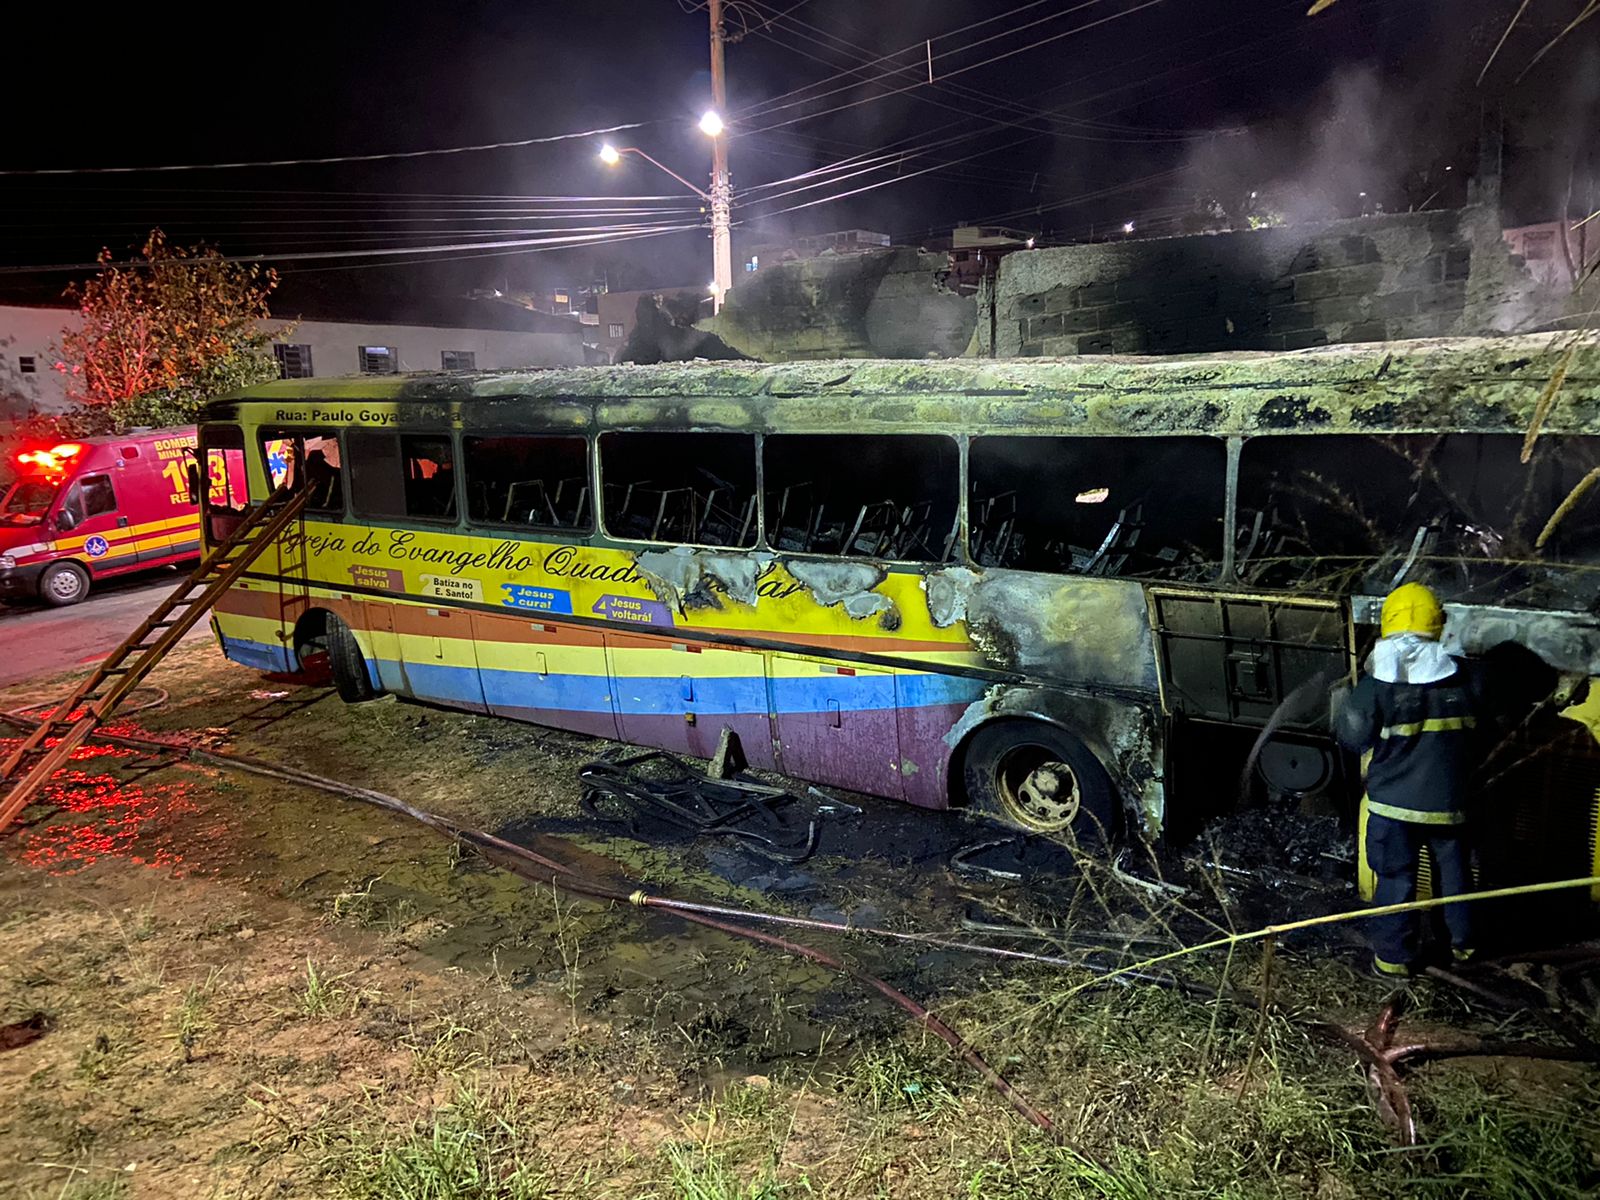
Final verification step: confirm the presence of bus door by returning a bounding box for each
[398,603,489,714]
[769,653,903,799]
[1147,589,1350,731]
[605,632,778,770]
[198,425,250,546]
[472,615,619,741]
[362,601,407,695]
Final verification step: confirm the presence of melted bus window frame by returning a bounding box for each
[461,432,594,535]
[1233,432,1600,609]
[258,426,346,517]
[763,433,961,564]
[347,429,460,525]
[597,430,758,549]
[968,434,1228,581]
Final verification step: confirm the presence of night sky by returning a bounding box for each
[1,0,1593,306]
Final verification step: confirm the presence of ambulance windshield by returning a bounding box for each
[0,479,59,524]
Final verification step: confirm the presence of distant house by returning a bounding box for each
[740,229,892,275]
[1503,221,1597,289]
[925,224,1037,294]
[595,287,712,363]
[0,297,585,418]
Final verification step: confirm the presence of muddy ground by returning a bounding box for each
[4,640,1600,1199]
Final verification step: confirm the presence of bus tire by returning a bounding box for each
[962,719,1119,846]
[39,561,90,607]
[326,614,380,703]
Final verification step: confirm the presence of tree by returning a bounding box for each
[51,230,284,433]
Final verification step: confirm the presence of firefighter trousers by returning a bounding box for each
[1366,811,1473,969]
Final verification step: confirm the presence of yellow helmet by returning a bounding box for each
[1380,582,1444,639]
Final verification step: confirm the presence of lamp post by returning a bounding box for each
[599,112,732,313]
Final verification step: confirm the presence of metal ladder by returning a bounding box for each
[0,485,310,835]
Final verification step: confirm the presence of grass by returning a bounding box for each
[834,1041,963,1117]
[297,957,352,1018]
[8,650,1600,1200]
[53,1178,130,1200]
[167,967,223,1061]
[319,1081,553,1200]
[663,1142,792,1200]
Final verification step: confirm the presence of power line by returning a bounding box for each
[737,0,1402,235]
[0,121,653,176]
[734,0,1314,193]
[742,0,1171,136]
[0,223,706,274]
[742,0,1227,143]
[276,225,707,274]
[733,0,1100,121]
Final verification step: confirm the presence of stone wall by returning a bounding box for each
[991,204,1546,358]
[704,246,978,361]
[696,205,1560,363]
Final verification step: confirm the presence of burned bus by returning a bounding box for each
[197,336,1600,880]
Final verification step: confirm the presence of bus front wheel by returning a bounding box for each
[326,614,381,704]
[962,720,1118,844]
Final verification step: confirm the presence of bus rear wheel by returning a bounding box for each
[962,720,1118,845]
[40,561,90,607]
[326,614,380,703]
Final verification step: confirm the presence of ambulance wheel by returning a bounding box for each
[326,614,380,703]
[40,561,90,607]
[962,720,1119,845]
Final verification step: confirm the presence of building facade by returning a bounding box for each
[0,302,585,418]
[1503,221,1597,290]
[595,287,712,362]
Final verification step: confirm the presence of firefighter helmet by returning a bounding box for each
[1380,582,1445,640]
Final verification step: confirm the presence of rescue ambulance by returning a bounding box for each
[0,428,208,606]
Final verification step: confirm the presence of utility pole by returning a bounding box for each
[708,0,733,312]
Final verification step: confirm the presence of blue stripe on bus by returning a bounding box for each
[220,638,985,716]
[220,636,295,674]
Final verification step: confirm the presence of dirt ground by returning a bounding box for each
[4,639,1600,1199]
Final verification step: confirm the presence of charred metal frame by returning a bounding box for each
[203,337,1600,840]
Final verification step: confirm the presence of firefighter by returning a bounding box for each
[1335,582,1485,978]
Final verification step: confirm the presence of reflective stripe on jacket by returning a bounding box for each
[1335,662,1486,823]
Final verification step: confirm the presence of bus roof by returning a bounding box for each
[211,334,1600,437]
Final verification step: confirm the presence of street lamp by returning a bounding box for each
[597,115,733,312]
[598,143,709,200]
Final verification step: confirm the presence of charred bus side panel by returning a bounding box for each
[198,338,1600,859]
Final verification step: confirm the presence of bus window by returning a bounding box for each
[1237,434,1600,607]
[260,428,343,513]
[968,436,1225,579]
[598,432,756,547]
[463,435,591,532]
[764,434,959,562]
[348,431,457,522]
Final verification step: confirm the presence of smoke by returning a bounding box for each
[1176,64,1464,227]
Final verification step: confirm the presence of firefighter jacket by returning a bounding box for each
[1334,658,1488,825]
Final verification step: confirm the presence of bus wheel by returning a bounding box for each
[962,720,1118,844]
[39,561,90,607]
[326,614,380,703]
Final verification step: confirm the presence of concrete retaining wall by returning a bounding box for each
[991,204,1545,357]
